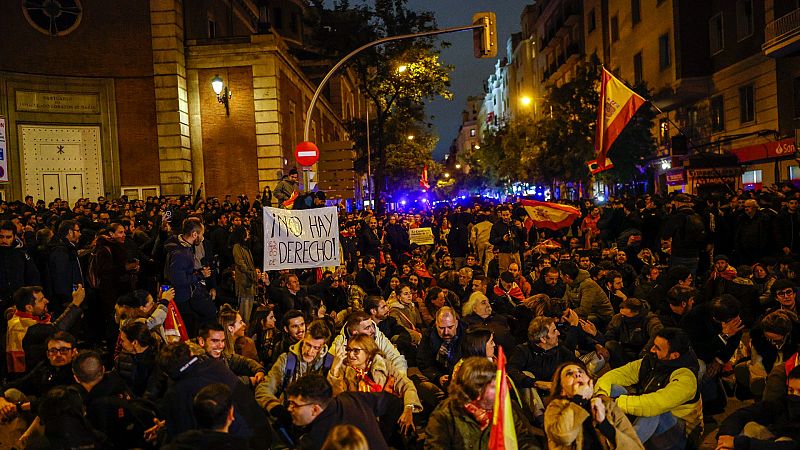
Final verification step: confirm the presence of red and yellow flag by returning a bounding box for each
[164,299,189,342]
[488,346,517,450]
[595,67,647,170]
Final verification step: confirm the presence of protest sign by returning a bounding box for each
[263,206,340,270]
[409,227,435,245]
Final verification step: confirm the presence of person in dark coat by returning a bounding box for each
[508,316,578,397]
[354,256,381,296]
[777,198,800,256]
[157,342,270,449]
[163,383,249,450]
[734,199,777,265]
[285,373,403,450]
[661,194,706,276]
[383,214,409,264]
[44,219,83,315]
[0,220,40,310]
[417,306,466,391]
[358,217,381,261]
[164,219,214,336]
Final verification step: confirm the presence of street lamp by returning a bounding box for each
[211,74,232,116]
[397,64,408,73]
[520,96,532,107]
[407,134,415,140]
[455,163,462,169]
[444,172,450,178]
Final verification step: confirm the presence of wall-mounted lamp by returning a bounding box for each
[211,74,232,116]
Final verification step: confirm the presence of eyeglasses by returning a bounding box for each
[777,289,795,297]
[286,400,316,410]
[47,347,73,355]
[345,347,363,355]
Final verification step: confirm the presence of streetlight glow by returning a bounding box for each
[407,135,415,140]
[455,163,462,169]
[444,172,450,178]
[520,96,532,106]
[397,64,408,73]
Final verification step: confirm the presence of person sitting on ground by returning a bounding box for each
[387,283,424,346]
[285,373,404,450]
[603,298,663,369]
[417,306,466,391]
[196,322,265,388]
[424,356,539,449]
[717,365,800,450]
[267,309,305,368]
[559,261,613,329]
[163,383,248,450]
[462,291,517,354]
[544,360,643,450]
[327,334,421,437]
[658,285,697,328]
[595,327,702,449]
[329,310,408,375]
[363,295,412,357]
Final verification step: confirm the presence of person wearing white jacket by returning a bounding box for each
[329,310,407,375]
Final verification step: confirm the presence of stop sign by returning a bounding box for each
[294,141,319,167]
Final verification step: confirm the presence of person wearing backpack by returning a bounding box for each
[662,193,707,278]
[255,319,333,441]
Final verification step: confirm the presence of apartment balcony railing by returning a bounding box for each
[763,7,800,57]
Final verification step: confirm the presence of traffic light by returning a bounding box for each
[472,12,497,59]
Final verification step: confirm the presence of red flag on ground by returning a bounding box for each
[164,299,189,342]
[420,165,430,190]
[595,67,647,171]
[520,199,581,231]
[489,346,517,450]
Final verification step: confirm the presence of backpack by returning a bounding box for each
[86,246,110,289]
[281,351,334,392]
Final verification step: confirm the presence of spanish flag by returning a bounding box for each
[488,346,517,450]
[595,67,646,171]
[164,299,189,342]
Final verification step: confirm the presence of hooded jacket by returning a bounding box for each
[563,269,613,322]
[329,321,407,374]
[256,340,332,412]
[595,350,703,435]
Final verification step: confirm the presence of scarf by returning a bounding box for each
[493,283,525,304]
[13,309,51,324]
[353,367,383,393]
[712,266,737,281]
[463,401,492,430]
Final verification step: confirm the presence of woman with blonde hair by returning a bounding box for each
[544,361,642,449]
[218,304,246,356]
[329,334,421,435]
[321,424,369,450]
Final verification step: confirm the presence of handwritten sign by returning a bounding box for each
[409,227,435,245]
[263,206,340,270]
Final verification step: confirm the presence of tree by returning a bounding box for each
[307,0,453,199]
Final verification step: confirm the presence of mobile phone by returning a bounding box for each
[72,284,78,292]
[160,285,170,293]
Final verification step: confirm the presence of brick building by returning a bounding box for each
[0,0,360,202]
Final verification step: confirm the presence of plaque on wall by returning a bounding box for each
[16,91,100,114]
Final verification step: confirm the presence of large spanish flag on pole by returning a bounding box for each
[488,346,517,450]
[520,199,581,231]
[595,67,647,170]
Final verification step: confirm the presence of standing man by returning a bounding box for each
[274,169,299,209]
[662,193,706,277]
[489,206,523,272]
[45,220,82,315]
[164,219,214,336]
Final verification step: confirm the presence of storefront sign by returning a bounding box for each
[665,169,685,186]
[262,206,340,270]
[687,167,742,178]
[0,118,7,182]
[15,91,100,114]
[732,138,797,162]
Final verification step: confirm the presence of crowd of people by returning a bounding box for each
[2,182,800,449]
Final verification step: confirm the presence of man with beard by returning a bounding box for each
[603,298,664,369]
[595,327,701,448]
[489,206,523,272]
[531,266,566,298]
[165,218,214,336]
[358,217,381,261]
[0,221,40,310]
[196,322,265,387]
[267,310,305,368]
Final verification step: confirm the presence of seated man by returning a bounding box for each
[0,331,78,421]
[595,327,702,449]
[658,285,697,328]
[267,310,305,368]
[559,261,613,329]
[256,320,333,433]
[285,373,403,450]
[196,322,265,387]
[604,298,663,368]
[163,383,249,449]
[716,366,800,449]
[329,311,407,374]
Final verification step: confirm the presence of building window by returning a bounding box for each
[736,0,754,41]
[273,7,283,30]
[208,19,216,38]
[631,0,641,25]
[633,51,643,83]
[711,95,725,132]
[659,33,671,70]
[794,76,800,118]
[659,118,670,145]
[587,8,596,32]
[611,15,619,42]
[789,165,800,180]
[742,169,762,191]
[709,13,724,55]
[739,84,755,123]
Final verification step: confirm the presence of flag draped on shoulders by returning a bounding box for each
[489,346,517,450]
[594,67,647,171]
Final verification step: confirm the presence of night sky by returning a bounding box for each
[405,0,533,159]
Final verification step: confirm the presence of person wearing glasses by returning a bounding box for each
[765,279,799,316]
[735,310,800,400]
[327,334,422,436]
[0,331,78,422]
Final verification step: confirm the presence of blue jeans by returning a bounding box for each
[609,385,681,443]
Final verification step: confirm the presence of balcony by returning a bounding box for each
[763,7,800,57]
